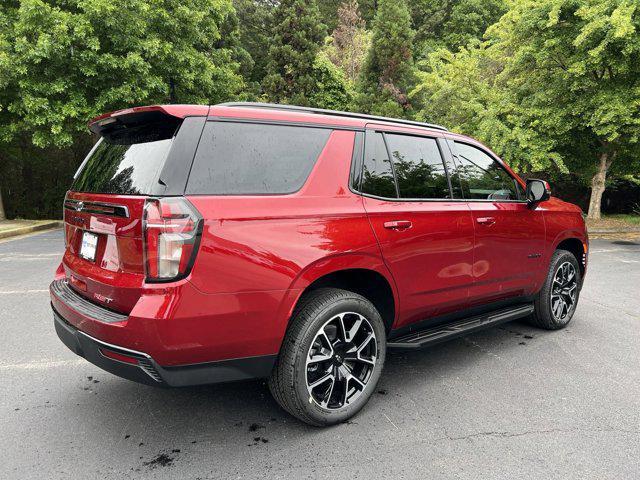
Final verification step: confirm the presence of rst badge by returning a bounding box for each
[93,293,113,304]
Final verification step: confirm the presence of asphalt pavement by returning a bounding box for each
[1,229,639,479]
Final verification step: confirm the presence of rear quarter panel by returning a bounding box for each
[184,130,395,359]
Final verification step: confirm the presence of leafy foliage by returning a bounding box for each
[324,0,370,84]
[309,51,353,110]
[0,0,245,218]
[489,0,640,151]
[233,0,277,90]
[410,0,507,56]
[415,0,640,217]
[1,0,638,219]
[0,0,245,148]
[356,0,416,117]
[413,45,565,174]
[261,0,326,105]
[318,0,378,28]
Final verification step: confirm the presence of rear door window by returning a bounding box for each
[385,133,451,199]
[361,132,397,198]
[452,142,524,200]
[186,122,331,195]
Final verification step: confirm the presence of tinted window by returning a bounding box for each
[72,122,176,195]
[361,132,397,198]
[452,142,523,200]
[386,134,450,199]
[187,122,330,195]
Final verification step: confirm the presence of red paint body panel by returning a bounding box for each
[62,192,148,313]
[52,103,588,375]
[540,197,589,271]
[467,201,546,305]
[363,197,475,327]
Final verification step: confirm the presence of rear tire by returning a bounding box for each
[529,249,582,330]
[269,288,386,426]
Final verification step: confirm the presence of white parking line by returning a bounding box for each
[0,256,60,262]
[383,412,399,430]
[590,248,640,253]
[0,289,49,295]
[0,359,86,370]
[0,253,60,257]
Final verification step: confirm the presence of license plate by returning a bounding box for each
[80,231,99,262]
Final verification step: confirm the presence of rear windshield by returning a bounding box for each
[186,122,331,195]
[72,121,178,195]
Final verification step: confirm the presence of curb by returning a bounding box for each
[0,221,64,240]
[588,228,640,234]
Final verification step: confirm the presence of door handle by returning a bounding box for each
[383,220,412,230]
[476,216,496,225]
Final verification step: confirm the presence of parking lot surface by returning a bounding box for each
[1,230,639,479]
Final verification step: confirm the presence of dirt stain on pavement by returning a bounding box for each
[248,437,269,446]
[248,423,264,432]
[143,453,175,469]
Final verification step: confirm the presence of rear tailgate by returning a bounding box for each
[62,193,147,314]
[61,108,206,314]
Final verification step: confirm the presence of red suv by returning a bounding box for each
[51,103,588,425]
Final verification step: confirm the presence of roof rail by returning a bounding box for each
[215,102,448,132]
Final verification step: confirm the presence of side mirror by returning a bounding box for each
[526,179,551,207]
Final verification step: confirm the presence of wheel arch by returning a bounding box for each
[553,235,587,276]
[277,254,399,342]
[300,268,396,332]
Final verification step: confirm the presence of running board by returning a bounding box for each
[387,304,534,350]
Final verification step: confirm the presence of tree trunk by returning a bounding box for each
[0,187,5,221]
[587,151,613,220]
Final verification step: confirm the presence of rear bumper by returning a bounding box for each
[50,277,286,366]
[54,307,163,386]
[54,308,276,387]
[51,280,277,387]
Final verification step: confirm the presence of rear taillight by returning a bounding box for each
[143,197,202,282]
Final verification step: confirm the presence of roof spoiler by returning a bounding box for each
[88,105,210,135]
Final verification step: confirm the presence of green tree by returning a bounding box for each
[261,0,326,105]
[325,0,370,84]
[413,45,560,175]
[357,0,378,25]
[0,2,10,220]
[410,0,506,57]
[317,0,341,32]
[1,0,245,148]
[415,0,640,219]
[309,51,353,110]
[356,0,415,117]
[0,0,246,218]
[233,0,277,90]
[489,0,640,219]
[317,0,378,30]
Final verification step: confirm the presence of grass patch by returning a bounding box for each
[587,214,640,234]
[605,214,640,225]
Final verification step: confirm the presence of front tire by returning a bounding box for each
[269,288,386,426]
[529,249,582,330]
